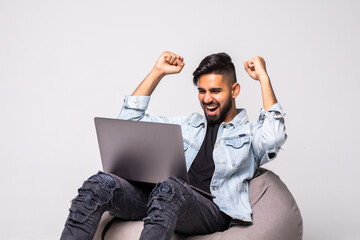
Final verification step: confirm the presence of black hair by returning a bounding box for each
[192,52,237,86]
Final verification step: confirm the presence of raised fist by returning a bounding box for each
[243,56,268,81]
[153,51,185,75]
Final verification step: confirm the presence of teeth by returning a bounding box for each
[206,105,218,110]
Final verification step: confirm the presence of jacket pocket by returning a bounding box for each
[224,135,250,149]
[223,135,251,168]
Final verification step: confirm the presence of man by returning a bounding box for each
[60,51,286,240]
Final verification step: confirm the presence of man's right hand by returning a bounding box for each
[153,51,185,76]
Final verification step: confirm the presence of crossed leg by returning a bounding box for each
[60,173,229,240]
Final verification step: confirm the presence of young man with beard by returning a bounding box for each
[60,51,287,240]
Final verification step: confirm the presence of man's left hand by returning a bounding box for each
[243,56,269,81]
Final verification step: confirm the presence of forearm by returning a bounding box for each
[118,95,188,125]
[131,69,165,96]
[259,75,278,111]
[131,51,184,96]
[243,56,278,111]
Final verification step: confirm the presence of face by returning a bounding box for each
[198,73,239,124]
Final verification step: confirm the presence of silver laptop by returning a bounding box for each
[94,117,215,199]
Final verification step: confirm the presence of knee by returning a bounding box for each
[148,176,188,209]
[67,172,118,224]
[87,171,117,188]
[73,172,118,208]
[150,177,186,198]
[143,177,187,226]
[83,171,118,200]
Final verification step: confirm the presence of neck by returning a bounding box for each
[223,104,238,123]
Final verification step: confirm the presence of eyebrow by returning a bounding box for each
[197,87,223,91]
[210,88,222,91]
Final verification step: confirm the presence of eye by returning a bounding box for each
[211,89,221,94]
[198,89,206,94]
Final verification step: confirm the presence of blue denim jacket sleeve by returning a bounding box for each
[251,102,287,166]
[117,95,188,125]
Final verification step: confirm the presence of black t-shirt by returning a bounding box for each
[188,123,220,194]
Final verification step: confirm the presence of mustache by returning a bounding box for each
[202,101,219,106]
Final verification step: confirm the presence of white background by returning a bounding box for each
[1,0,359,239]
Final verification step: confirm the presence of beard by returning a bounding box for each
[202,95,233,125]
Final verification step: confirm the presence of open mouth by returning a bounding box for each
[204,104,219,115]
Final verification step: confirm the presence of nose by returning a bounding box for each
[203,93,213,104]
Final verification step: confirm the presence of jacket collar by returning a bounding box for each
[189,109,249,128]
[225,108,249,128]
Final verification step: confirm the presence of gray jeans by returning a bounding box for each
[60,172,230,240]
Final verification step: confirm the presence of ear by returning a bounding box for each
[231,83,240,98]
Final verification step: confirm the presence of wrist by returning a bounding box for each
[150,68,166,80]
[258,74,270,84]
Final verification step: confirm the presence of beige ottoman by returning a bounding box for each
[93,168,303,240]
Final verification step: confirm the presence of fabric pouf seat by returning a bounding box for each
[93,168,303,240]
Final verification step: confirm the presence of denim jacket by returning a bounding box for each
[118,95,287,222]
